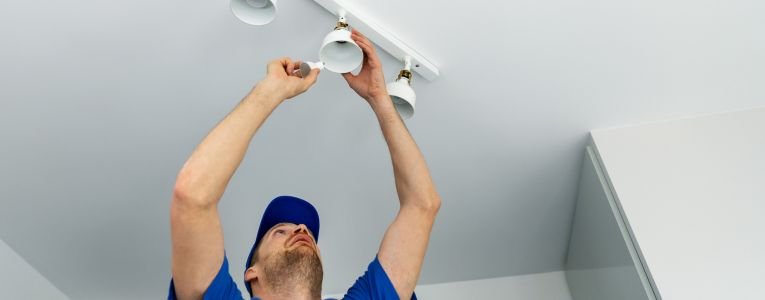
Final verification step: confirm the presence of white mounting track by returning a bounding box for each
[311,0,440,81]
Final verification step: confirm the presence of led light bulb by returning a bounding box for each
[292,61,324,78]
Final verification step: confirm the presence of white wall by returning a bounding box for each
[591,107,765,300]
[325,271,572,299]
[0,238,69,299]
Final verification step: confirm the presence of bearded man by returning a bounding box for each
[168,30,441,300]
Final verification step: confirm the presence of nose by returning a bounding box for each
[293,224,309,235]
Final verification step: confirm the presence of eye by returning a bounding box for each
[274,229,286,235]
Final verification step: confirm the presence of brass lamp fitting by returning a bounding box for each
[397,69,413,84]
[335,21,349,30]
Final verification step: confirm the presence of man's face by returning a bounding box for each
[257,223,321,262]
[248,222,324,297]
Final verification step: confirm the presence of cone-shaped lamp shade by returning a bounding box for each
[231,0,277,25]
[319,29,363,73]
[387,79,417,119]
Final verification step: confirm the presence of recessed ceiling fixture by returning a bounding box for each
[230,0,277,26]
[387,56,417,119]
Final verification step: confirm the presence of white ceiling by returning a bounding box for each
[1,0,763,298]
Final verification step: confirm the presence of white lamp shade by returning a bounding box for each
[319,29,363,73]
[231,0,278,25]
[387,79,417,119]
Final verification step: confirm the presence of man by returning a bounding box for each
[168,30,441,300]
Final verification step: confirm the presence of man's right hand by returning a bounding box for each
[254,57,320,103]
[342,30,390,105]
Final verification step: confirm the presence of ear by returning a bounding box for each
[244,266,259,283]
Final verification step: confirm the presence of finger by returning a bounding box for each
[286,62,296,77]
[277,56,292,67]
[268,57,292,75]
[342,72,356,82]
[355,41,380,69]
[352,32,375,53]
[353,36,377,60]
[354,37,373,51]
[355,39,375,58]
[268,57,290,69]
[352,29,368,41]
[287,60,308,78]
[351,33,373,51]
[280,57,293,74]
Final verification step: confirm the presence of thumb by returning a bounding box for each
[303,68,321,87]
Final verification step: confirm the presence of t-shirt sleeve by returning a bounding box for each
[341,255,418,300]
[167,255,244,300]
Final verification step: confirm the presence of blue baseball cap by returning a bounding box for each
[244,195,320,297]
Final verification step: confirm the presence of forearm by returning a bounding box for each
[370,96,441,211]
[173,88,283,207]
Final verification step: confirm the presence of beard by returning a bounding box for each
[261,246,323,297]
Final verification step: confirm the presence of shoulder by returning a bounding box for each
[341,255,418,300]
[168,255,244,300]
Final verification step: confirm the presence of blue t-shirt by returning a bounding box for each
[168,254,417,300]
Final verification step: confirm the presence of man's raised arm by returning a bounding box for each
[342,30,441,300]
[170,58,319,300]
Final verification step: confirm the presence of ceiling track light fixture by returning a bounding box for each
[309,0,439,81]
[387,56,417,119]
[230,0,439,118]
[230,0,439,80]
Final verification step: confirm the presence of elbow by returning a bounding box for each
[172,182,193,206]
[425,188,442,212]
[171,172,217,210]
[413,193,441,215]
[428,195,442,214]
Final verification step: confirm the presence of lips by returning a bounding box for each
[289,234,313,248]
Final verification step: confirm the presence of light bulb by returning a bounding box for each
[292,61,324,78]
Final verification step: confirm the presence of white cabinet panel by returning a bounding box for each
[590,107,765,300]
[565,147,656,300]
